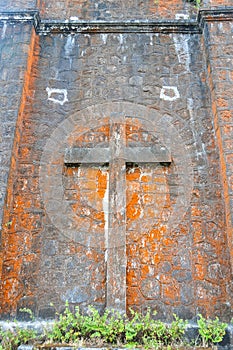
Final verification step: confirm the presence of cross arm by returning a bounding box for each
[64,147,110,164]
[64,145,171,165]
[125,145,171,163]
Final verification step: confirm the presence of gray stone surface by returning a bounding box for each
[0,22,32,229]
[1,3,233,324]
[65,146,171,164]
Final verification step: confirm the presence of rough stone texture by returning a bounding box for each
[0,0,233,323]
[0,0,36,11]
[0,22,33,230]
[38,0,233,21]
[39,0,197,21]
[203,20,233,299]
[203,0,233,6]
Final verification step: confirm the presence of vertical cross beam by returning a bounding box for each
[64,121,171,314]
[106,120,126,312]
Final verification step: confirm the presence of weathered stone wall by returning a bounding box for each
[38,0,232,20]
[39,0,197,20]
[0,22,33,229]
[0,1,233,321]
[203,18,233,286]
[0,0,36,11]
[0,25,40,318]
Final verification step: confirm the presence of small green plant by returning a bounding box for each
[46,304,188,348]
[5,221,12,228]
[0,327,37,350]
[98,308,186,348]
[197,314,227,347]
[186,0,201,7]
[0,305,229,349]
[168,314,188,345]
[46,301,81,343]
[0,308,37,349]
[19,307,35,321]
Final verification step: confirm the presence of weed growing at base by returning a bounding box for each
[197,314,227,347]
[0,304,228,349]
[0,327,36,350]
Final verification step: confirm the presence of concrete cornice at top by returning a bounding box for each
[0,7,233,34]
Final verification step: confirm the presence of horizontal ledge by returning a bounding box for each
[64,146,171,164]
[0,7,233,34]
[0,10,38,22]
[38,20,200,34]
[198,7,233,26]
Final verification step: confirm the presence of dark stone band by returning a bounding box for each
[0,8,233,34]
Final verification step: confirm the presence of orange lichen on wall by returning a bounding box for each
[126,192,141,220]
[149,0,186,18]
[126,158,176,311]
[0,29,41,316]
[97,170,108,199]
[205,31,233,270]
[162,277,180,304]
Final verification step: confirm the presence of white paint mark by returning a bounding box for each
[114,130,121,156]
[175,13,189,20]
[70,16,79,21]
[65,35,75,57]
[1,21,7,39]
[118,34,124,45]
[173,34,191,71]
[160,86,180,101]
[103,170,109,262]
[46,87,68,105]
[65,35,75,69]
[187,97,195,127]
[80,49,86,57]
[101,34,108,45]
[149,33,153,46]
[187,97,206,161]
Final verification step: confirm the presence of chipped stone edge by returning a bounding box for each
[0,8,233,34]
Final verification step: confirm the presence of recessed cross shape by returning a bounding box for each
[64,120,171,313]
